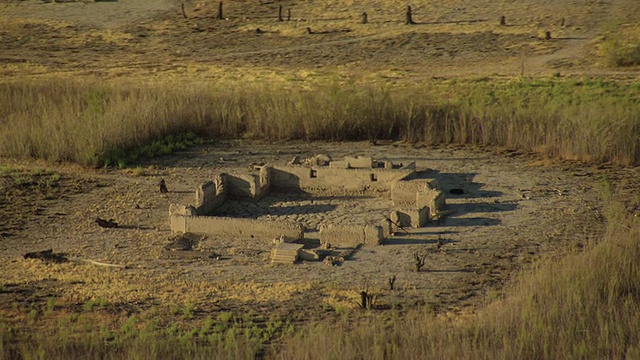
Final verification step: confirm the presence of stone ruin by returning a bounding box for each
[169,155,446,264]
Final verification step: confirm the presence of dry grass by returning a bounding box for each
[1,77,638,167]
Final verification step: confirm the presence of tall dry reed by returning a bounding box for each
[1,78,638,166]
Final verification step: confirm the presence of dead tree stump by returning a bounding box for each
[406,5,415,25]
[499,15,506,26]
[278,5,283,21]
[388,275,397,290]
[362,12,368,24]
[414,252,426,272]
[216,1,223,20]
[545,31,552,40]
[359,290,375,310]
[159,179,168,193]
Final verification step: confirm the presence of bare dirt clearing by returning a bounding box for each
[3,141,632,319]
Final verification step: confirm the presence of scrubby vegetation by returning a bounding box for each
[1,77,638,167]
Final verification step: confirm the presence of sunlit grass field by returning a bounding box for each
[1,77,638,168]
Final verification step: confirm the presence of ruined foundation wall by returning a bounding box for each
[343,156,374,168]
[195,180,225,215]
[222,173,256,199]
[391,207,430,229]
[391,178,438,207]
[171,213,304,240]
[417,188,446,217]
[270,165,414,194]
[319,224,384,247]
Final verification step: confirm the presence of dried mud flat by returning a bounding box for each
[3,141,634,319]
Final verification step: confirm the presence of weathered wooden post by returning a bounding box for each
[545,30,552,40]
[278,5,283,21]
[561,17,565,27]
[216,1,223,20]
[362,11,368,24]
[406,5,415,25]
[287,9,291,21]
[499,15,506,26]
[181,3,187,19]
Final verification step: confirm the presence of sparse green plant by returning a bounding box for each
[82,299,102,312]
[200,316,214,337]
[170,304,181,316]
[217,311,233,325]
[182,301,195,320]
[27,308,38,326]
[45,296,56,315]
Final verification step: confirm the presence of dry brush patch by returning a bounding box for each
[1,77,639,167]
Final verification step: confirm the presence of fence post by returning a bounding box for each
[362,11,368,24]
[278,5,283,21]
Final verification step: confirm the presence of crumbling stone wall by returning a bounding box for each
[195,179,224,215]
[169,156,447,244]
[170,203,304,240]
[270,164,415,194]
[319,224,384,247]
